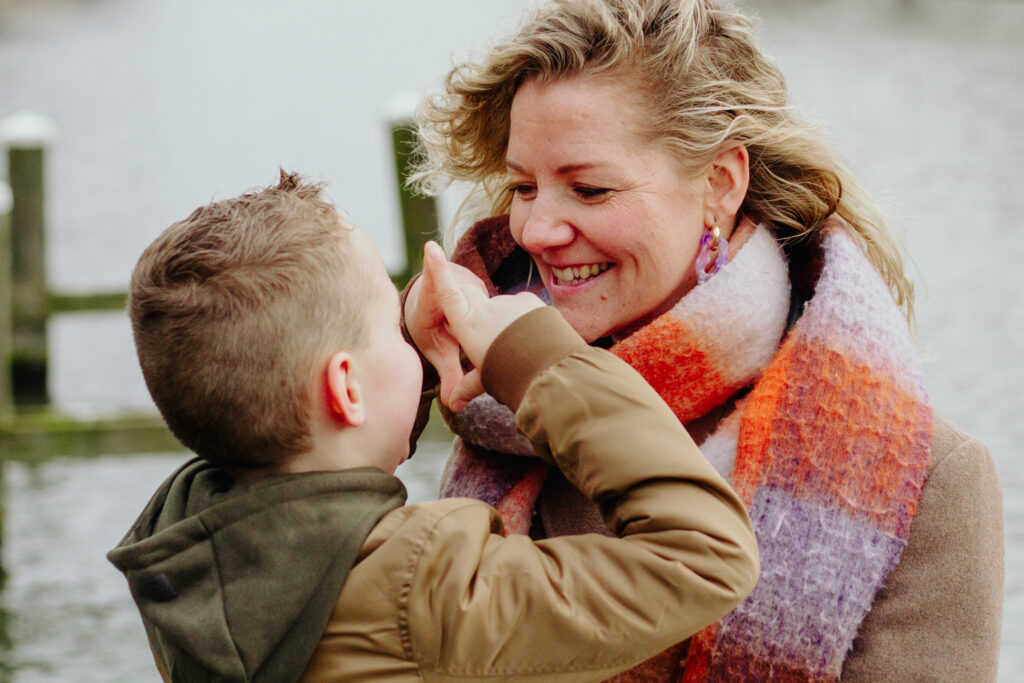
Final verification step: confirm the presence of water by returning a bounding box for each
[1,0,1022,680]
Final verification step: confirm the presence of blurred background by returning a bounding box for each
[0,0,1021,680]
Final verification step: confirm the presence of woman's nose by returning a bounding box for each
[516,194,575,254]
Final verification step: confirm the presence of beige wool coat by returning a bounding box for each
[841,414,1004,680]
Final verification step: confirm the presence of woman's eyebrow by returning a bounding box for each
[505,159,601,175]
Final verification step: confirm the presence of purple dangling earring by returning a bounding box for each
[695,224,729,285]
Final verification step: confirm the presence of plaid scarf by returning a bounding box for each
[441,216,932,681]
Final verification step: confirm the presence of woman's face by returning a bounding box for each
[506,74,710,342]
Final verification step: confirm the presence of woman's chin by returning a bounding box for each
[553,303,615,343]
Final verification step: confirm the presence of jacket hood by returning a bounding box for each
[108,458,405,683]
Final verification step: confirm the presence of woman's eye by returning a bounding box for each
[508,183,536,199]
[574,185,610,199]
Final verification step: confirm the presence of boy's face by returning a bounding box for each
[348,230,424,473]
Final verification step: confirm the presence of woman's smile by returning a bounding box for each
[548,262,612,286]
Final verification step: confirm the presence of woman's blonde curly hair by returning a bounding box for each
[412,0,915,321]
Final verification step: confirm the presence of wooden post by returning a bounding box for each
[388,101,439,286]
[3,110,55,407]
[0,181,12,422]
[0,181,8,583]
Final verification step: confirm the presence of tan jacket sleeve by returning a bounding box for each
[842,416,1004,681]
[403,307,759,680]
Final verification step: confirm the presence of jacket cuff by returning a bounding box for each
[482,306,586,411]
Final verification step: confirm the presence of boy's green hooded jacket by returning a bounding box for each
[107,459,405,682]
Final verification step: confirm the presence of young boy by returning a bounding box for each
[108,171,758,682]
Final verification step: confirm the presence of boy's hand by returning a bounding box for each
[423,241,544,411]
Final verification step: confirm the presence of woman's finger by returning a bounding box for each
[424,241,472,324]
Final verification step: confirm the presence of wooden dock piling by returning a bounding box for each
[1,182,12,423]
[3,111,56,407]
[0,110,182,463]
[0,180,10,583]
[388,106,439,285]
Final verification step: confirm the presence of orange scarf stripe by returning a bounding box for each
[494,462,549,535]
[613,316,731,424]
[680,624,717,682]
[733,339,931,539]
[727,338,795,507]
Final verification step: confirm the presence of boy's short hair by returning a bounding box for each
[130,170,375,469]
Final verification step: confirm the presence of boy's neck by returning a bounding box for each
[272,415,398,475]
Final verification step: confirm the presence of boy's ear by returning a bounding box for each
[325,350,365,427]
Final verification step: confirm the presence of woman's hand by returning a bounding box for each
[404,244,482,409]
[418,241,544,411]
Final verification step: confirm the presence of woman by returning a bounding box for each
[404,0,1004,680]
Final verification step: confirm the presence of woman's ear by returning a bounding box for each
[325,350,365,427]
[704,144,750,228]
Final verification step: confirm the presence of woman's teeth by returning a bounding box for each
[551,263,610,285]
